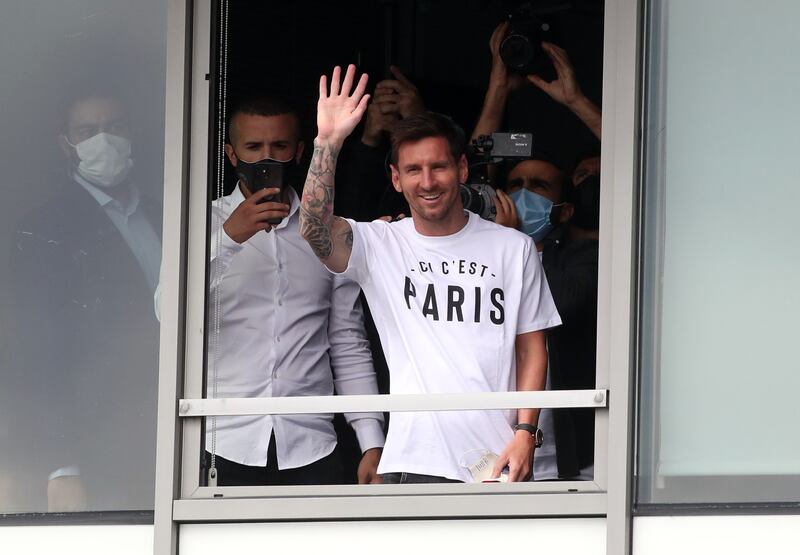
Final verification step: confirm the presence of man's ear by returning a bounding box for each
[457,154,468,184]
[224,143,238,167]
[295,140,305,163]
[390,164,402,193]
[58,135,74,161]
[558,202,575,224]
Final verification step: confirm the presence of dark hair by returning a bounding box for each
[226,96,300,143]
[500,155,567,196]
[60,85,128,133]
[389,111,466,165]
[570,149,601,174]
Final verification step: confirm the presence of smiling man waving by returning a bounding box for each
[300,65,561,484]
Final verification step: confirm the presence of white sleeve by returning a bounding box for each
[208,205,244,291]
[331,219,374,286]
[517,240,562,334]
[328,273,385,452]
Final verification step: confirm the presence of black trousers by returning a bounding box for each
[204,433,343,486]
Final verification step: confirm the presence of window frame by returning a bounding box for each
[153,0,644,552]
[633,0,800,513]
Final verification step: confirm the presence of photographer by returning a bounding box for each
[464,19,602,481]
[205,96,385,486]
[472,21,601,142]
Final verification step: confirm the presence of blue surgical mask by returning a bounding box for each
[510,189,556,242]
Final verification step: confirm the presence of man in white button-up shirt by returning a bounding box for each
[206,97,384,486]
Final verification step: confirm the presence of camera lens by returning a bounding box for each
[500,33,535,70]
[460,184,484,215]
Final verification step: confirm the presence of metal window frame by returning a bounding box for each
[634,0,800,514]
[152,0,644,553]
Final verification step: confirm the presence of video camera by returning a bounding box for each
[461,132,533,221]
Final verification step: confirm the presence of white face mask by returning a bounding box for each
[70,132,133,188]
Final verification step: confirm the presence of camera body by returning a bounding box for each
[499,1,565,77]
[461,132,533,221]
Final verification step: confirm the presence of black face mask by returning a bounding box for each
[570,174,601,230]
[234,156,296,195]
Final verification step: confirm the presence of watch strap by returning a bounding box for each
[513,423,544,447]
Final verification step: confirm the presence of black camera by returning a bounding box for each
[500,2,565,77]
[461,132,533,221]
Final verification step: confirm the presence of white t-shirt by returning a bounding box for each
[340,212,561,481]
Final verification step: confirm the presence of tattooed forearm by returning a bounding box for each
[299,207,333,258]
[300,140,340,259]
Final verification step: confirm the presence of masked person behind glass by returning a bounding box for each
[205,96,384,486]
[10,89,161,512]
[493,155,599,481]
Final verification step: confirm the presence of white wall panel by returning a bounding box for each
[0,525,153,555]
[633,515,800,555]
[180,519,606,554]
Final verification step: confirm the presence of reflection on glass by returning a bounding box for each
[0,1,166,513]
[638,0,800,504]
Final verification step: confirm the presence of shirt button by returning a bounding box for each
[276,336,281,343]
[278,300,283,306]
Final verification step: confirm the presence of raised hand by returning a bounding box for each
[527,42,583,108]
[362,66,424,146]
[362,100,400,147]
[527,42,602,139]
[488,21,525,92]
[317,64,371,145]
[373,66,425,119]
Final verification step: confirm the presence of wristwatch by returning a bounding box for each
[513,423,544,448]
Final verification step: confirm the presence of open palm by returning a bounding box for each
[317,64,370,144]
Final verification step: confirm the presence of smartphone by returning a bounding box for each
[249,161,284,225]
[250,162,283,199]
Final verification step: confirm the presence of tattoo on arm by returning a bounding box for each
[300,141,340,259]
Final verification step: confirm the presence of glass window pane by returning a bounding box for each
[638,0,800,504]
[0,0,168,514]
[202,0,602,490]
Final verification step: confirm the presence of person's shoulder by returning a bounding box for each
[19,181,94,234]
[14,181,100,259]
[472,217,533,248]
[352,217,405,239]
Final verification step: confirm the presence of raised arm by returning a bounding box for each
[300,65,370,273]
[471,22,525,141]
[528,42,602,140]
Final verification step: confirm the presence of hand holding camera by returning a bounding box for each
[488,21,526,93]
[527,42,584,109]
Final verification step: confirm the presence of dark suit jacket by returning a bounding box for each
[542,232,599,478]
[6,179,162,511]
